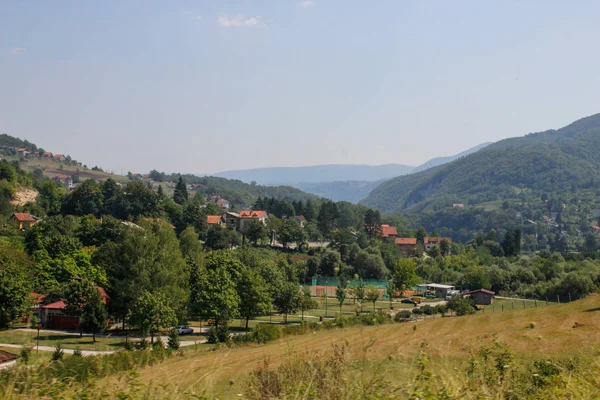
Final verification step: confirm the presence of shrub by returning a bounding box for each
[322,320,335,330]
[207,327,218,344]
[168,328,180,350]
[217,325,231,343]
[412,307,423,315]
[395,311,412,322]
[421,305,435,315]
[73,348,83,357]
[20,345,32,364]
[123,340,134,351]
[152,336,164,350]
[527,322,537,329]
[251,323,281,344]
[52,343,64,361]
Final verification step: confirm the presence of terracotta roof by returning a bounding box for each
[54,154,64,158]
[380,224,398,237]
[42,300,67,310]
[216,199,229,204]
[396,238,417,245]
[238,210,266,219]
[296,215,306,221]
[207,215,223,224]
[12,213,36,222]
[0,350,18,363]
[464,289,495,295]
[31,292,45,304]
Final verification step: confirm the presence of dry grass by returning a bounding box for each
[98,294,600,398]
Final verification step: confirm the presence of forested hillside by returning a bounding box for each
[363,113,600,213]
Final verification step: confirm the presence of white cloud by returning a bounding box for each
[11,47,25,55]
[217,15,263,28]
[299,0,314,7]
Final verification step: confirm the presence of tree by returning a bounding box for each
[335,280,347,315]
[416,227,428,245]
[392,259,419,297]
[62,278,102,337]
[502,230,516,257]
[352,279,366,312]
[460,266,491,290]
[0,244,33,329]
[61,179,104,216]
[168,327,180,350]
[278,218,304,248]
[317,201,339,238]
[365,286,380,311]
[440,239,451,256]
[238,269,272,329]
[128,291,177,343]
[245,220,267,245]
[385,280,396,310]
[446,296,474,316]
[80,286,108,342]
[364,209,382,238]
[173,176,189,204]
[191,266,240,328]
[318,250,342,277]
[299,286,317,321]
[274,282,301,324]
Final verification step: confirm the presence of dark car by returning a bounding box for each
[401,298,416,305]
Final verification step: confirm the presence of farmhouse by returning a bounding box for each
[379,224,398,239]
[10,213,40,230]
[463,289,495,305]
[207,215,226,227]
[43,152,53,158]
[423,237,452,251]
[224,210,268,231]
[53,154,66,161]
[395,237,417,255]
[209,196,231,209]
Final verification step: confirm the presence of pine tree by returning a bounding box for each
[173,176,188,204]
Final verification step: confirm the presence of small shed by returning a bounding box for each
[464,289,495,305]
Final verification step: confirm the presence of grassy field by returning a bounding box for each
[0,346,52,365]
[96,294,600,398]
[0,330,126,351]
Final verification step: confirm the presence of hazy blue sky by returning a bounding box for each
[1,1,600,175]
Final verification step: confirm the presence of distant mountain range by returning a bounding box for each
[361,113,600,213]
[212,143,490,202]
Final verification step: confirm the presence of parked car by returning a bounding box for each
[401,298,416,305]
[424,292,436,298]
[177,325,193,335]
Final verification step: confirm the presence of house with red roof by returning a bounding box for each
[35,288,109,330]
[423,237,452,252]
[224,210,268,231]
[395,237,418,255]
[207,215,226,227]
[379,224,398,239]
[9,213,41,230]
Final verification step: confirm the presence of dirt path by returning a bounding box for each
[10,188,38,206]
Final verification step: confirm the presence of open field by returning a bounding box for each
[96,294,600,398]
[10,156,129,183]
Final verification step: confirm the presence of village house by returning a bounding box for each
[423,237,452,251]
[224,210,268,231]
[379,224,398,239]
[463,289,495,305]
[395,237,417,255]
[209,196,231,209]
[17,148,29,157]
[42,151,53,158]
[281,215,307,228]
[53,154,66,161]
[35,287,109,330]
[418,283,456,299]
[207,215,226,227]
[53,176,74,189]
[10,213,41,230]
[452,203,465,208]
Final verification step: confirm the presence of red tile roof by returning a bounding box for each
[216,199,229,204]
[380,224,398,238]
[207,215,223,224]
[396,238,417,245]
[12,213,36,222]
[238,210,266,219]
[42,300,67,310]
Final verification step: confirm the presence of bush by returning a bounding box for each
[73,348,83,357]
[152,336,164,350]
[168,328,180,350]
[395,311,412,322]
[217,325,231,343]
[207,327,218,344]
[421,305,435,315]
[52,343,64,361]
[137,337,149,350]
[250,323,281,344]
[123,340,134,351]
[412,307,423,315]
[20,345,32,364]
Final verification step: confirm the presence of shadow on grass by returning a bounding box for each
[584,307,600,313]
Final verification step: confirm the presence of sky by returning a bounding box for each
[1,1,600,175]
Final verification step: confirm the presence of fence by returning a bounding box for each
[309,277,420,299]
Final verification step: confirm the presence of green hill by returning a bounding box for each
[362,113,600,214]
